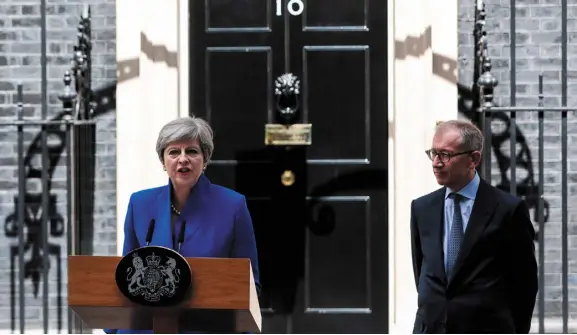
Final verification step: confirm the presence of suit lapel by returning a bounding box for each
[179,174,210,241]
[153,184,174,249]
[429,188,447,282]
[152,175,210,250]
[448,179,498,283]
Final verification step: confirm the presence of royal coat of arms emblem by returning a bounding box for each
[115,246,192,306]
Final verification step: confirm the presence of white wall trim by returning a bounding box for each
[387,0,458,331]
[177,0,189,118]
[115,0,185,256]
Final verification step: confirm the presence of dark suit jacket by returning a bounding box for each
[105,175,260,334]
[410,178,538,334]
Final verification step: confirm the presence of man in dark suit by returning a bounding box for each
[410,120,538,334]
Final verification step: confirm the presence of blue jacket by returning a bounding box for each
[104,175,260,334]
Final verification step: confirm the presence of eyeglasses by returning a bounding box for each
[425,149,474,163]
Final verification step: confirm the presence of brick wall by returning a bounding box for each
[458,0,577,327]
[0,0,116,332]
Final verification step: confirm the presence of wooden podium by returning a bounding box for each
[68,256,262,333]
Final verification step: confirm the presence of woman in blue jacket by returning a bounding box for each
[105,116,261,334]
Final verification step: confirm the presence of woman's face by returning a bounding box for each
[163,139,205,189]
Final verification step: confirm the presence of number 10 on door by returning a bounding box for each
[276,0,304,16]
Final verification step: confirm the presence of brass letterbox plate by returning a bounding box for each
[265,124,312,146]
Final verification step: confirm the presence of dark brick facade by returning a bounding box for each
[0,0,116,331]
[459,0,577,326]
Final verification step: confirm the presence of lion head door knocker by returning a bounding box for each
[274,73,301,125]
[265,73,312,146]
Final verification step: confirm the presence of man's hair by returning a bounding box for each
[436,119,484,153]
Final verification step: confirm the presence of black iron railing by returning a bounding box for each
[0,5,96,334]
[473,0,572,333]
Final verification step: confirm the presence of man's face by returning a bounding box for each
[430,128,478,189]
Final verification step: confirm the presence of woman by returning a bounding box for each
[105,116,260,334]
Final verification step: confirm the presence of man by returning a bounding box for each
[410,120,538,333]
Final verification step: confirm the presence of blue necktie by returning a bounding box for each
[446,193,464,276]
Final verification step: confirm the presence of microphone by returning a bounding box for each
[145,219,156,246]
[177,220,186,253]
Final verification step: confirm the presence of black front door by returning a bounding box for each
[189,0,388,333]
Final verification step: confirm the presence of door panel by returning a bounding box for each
[306,198,370,309]
[205,0,270,31]
[303,46,370,160]
[206,47,273,158]
[189,0,388,332]
[304,0,368,28]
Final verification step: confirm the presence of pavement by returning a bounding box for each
[530,318,577,334]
